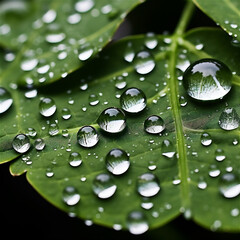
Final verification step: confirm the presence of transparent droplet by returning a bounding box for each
[219,173,240,198]
[77,126,99,148]
[127,211,149,235]
[144,33,158,50]
[144,115,165,134]
[89,94,99,106]
[39,97,57,117]
[20,58,38,71]
[62,186,80,206]
[198,180,207,190]
[105,148,130,175]
[120,87,147,113]
[179,95,187,107]
[61,107,71,120]
[26,127,37,138]
[42,9,57,23]
[209,165,221,178]
[67,13,81,24]
[34,138,45,151]
[92,173,117,199]
[12,134,31,153]
[215,149,226,162]
[200,132,212,146]
[48,122,59,136]
[161,139,175,158]
[46,167,54,177]
[68,152,82,167]
[115,76,127,90]
[218,107,240,131]
[137,173,160,197]
[124,45,135,63]
[134,51,155,75]
[75,0,94,13]
[0,87,13,114]
[45,32,66,44]
[78,45,94,61]
[25,89,38,99]
[183,59,232,101]
[97,107,126,133]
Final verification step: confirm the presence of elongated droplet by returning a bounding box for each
[120,87,147,113]
[134,51,155,75]
[219,107,240,130]
[144,115,165,134]
[137,173,160,197]
[200,132,212,146]
[68,152,82,167]
[62,186,80,206]
[34,138,45,151]
[92,173,117,199]
[162,139,175,158]
[75,0,94,13]
[0,87,13,114]
[105,148,130,175]
[78,45,94,61]
[12,134,31,153]
[48,122,59,136]
[77,126,99,148]
[183,59,232,101]
[219,173,240,198]
[39,97,56,117]
[127,211,149,235]
[97,107,126,133]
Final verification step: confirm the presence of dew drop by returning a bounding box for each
[215,149,226,162]
[20,58,38,71]
[200,132,212,146]
[183,59,232,101]
[34,138,45,151]
[68,152,82,167]
[61,107,71,120]
[89,94,99,106]
[218,107,240,131]
[78,45,94,61]
[48,121,59,136]
[75,0,95,13]
[45,32,66,44]
[123,45,135,63]
[67,13,81,24]
[144,33,158,49]
[12,134,31,153]
[127,211,149,235]
[42,9,57,24]
[134,51,155,75]
[77,126,99,148]
[144,115,165,134]
[161,139,176,158]
[62,186,80,206]
[219,173,240,198]
[0,87,13,114]
[92,173,117,199]
[39,97,57,117]
[46,167,54,177]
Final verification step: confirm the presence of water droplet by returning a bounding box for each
[12,134,31,153]
[179,95,187,107]
[34,138,45,151]
[219,173,240,198]
[67,13,81,24]
[97,107,126,133]
[20,58,38,71]
[120,87,147,113]
[78,45,94,61]
[25,89,38,99]
[45,32,66,44]
[0,87,13,114]
[144,32,158,49]
[218,107,240,130]
[61,107,71,120]
[209,165,221,178]
[75,0,95,13]
[161,139,175,158]
[200,132,212,146]
[42,9,57,23]
[48,121,59,136]
[127,211,149,235]
[215,149,226,161]
[198,180,207,189]
[137,173,160,197]
[105,148,130,175]
[89,94,99,106]
[62,186,80,206]
[231,208,239,217]
[68,152,82,167]
[46,167,54,177]
[26,127,37,138]
[183,59,232,101]
[124,45,135,63]
[77,126,99,148]
[92,173,117,199]
[134,51,155,75]
[39,97,57,117]
[115,76,127,90]
[144,115,165,134]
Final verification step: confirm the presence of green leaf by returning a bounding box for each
[1,1,240,233]
[0,0,143,86]
[193,0,240,41]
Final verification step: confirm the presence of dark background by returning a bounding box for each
[0,0,239,239]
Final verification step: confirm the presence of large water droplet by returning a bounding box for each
[127,211,149,235]
[120,87,147,113]
[77,126,99,148]
[92,173,117,199]
[0,87,13,114]
[62,186,80,206]
[68,152,82,167]
[12,134,31,153]
[144,115,165,134]
[218,107,240,130]
[137,173,160,197]
[39,97,57,117]
[183,59,232,101]
[75,0,94,13]
[97,107,126,133]
[161,139,175,158]
[105,148,130,175]
[219,173,240,198]
[134,51,155,75]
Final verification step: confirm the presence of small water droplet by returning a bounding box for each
[92,173,117,199]
[26,127,37,138]
[39,97,57,117]
[144,115,165,134]
[97,107,126,133]
[127,211,149,235]
[46,167,54,177]
[34,138,45,151]
[77,126,99,148]
[134,51,155,75]
[123,44,135,63]
[219,173,240,198]
[215,149,226,162]
[105,148,130,175]
[0,87,13,114]
[75,0,95,13]
[200,132,212,146]
[198,180,207,189]
[20,58,38,71]
[24,89,38,99]
[12,134,31,153]
[68,152,82,167]
[67,13,81,24]
[62,186,80,206]
[78,45,94,61]
[144,32,158,49]
[42,9,57,23]
[179,95,187,107]
[89,94,99,106]
[61,107,71,120]
[230,208,239,217]
[209,165,221,178]
[48,121,59,136]
[45,32,66,44]
[161,139,175,158]
[218,107,240,131]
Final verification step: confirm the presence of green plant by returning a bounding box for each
[0,0,239,238]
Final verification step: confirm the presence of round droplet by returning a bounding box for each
[26,127,37,138]
[92,173,117,199]
[62,186,80,206]
[48,122,59,136]
[144,33,158,50]
[127,211,149,235]
[218,107,240,131]
[12,134,31,153]
[0,87,13,114]
[75,0,94,13]
[137,173,160,197]
[134,51,155,75]
[68,152,82,167]
[34,138,45,151]
[46,167,54,177]
[105,148,130,175]
[219,173,240,198]
[67,13,81,24]
[39,97,56,117]
[97,107,126,133]
[120,87,147,113]
[161,139,176,158]
[183,59,232,101]
[215,149,226,162]
[200,132,212,146]
[144,115,165,134]
[77,126,99,148]
[89,94,99,106]
[61,107,71,120]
